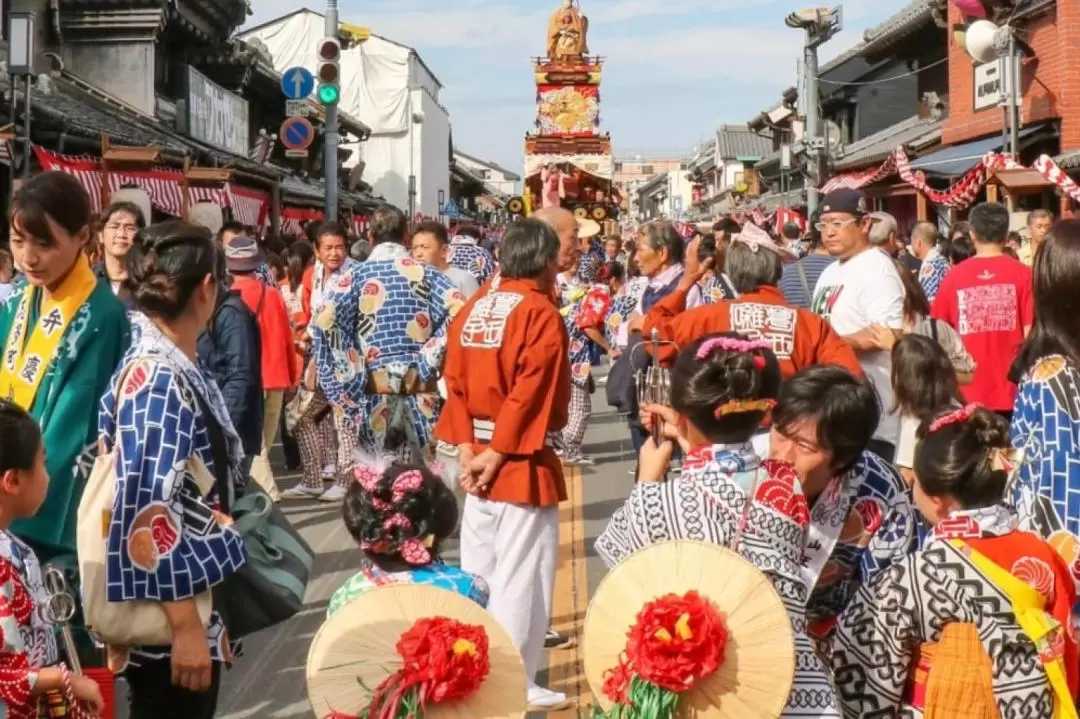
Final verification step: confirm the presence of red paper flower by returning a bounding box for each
[396,617,490,703]
[601,655,633,704]
[623,591,727,694]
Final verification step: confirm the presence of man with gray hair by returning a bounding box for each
[436,218,572,712]
[909,221,949,302]
[868,211,901,258]
[309,204,468,469]
[1019,208,1053,266]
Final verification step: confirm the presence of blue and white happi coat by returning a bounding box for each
[99,313,247,667]
[310,243,467,458]
[447,236,496,285]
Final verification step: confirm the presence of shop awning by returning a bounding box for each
[906,125,1048,177]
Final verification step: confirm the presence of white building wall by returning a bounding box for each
[416,90,450,218]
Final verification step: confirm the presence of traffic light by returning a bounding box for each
[316,37,341,105]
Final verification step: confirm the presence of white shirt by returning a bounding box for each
[444,266,479,299]
[811,247,905,446]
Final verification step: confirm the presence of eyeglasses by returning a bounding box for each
[814,218,859,232]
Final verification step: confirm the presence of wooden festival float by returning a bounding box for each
[513,0,620,230]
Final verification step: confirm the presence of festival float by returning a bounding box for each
[514,1,620,229]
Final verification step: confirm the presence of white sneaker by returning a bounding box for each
[527,686,569,712]
[322,463,336,481]
[319,485,347,502]
[281,485,323,500]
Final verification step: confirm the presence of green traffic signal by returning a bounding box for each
[318,83,340,105]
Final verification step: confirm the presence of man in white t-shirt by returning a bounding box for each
[410,219,481,298]
[810,188,905,462]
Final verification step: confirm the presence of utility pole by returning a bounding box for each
[323,0,339,220]
[786,7,842,219]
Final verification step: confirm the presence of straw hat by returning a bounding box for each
[306,584,527,718]
[577,217,602,239]
[583,541,795,718]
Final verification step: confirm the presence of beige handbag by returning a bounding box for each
[76,362,214,646]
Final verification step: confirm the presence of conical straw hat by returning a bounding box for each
[306,584,527,718]
[583,541,795,718]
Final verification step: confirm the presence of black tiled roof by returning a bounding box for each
[861,0,938,57]
[716,125,772,160]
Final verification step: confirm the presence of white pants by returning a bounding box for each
[460,495,558,688]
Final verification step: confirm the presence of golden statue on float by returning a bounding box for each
[547,0,589,60]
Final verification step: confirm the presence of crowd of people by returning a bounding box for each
[0,165,1079,718]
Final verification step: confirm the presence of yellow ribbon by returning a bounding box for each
[559,287,587,317]
[951,540,1077,719]
[0,255,97,410]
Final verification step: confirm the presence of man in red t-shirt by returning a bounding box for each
[226,234,299,500]
[931,202,1033,420]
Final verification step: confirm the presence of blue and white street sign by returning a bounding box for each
[442,199,462,218]
[281,66,315,100]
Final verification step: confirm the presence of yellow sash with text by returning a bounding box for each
[953,540,1078,719]
[0,255,97,410]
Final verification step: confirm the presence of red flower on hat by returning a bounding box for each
[597,591,727,717]
[329,617,490,719]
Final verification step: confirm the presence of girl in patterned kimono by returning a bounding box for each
[99,222,247,719]
[596,333,842,717]
[0,402,104,718]
[0,173,130,566]
[328,460,487,617]
[830,405,1077,718]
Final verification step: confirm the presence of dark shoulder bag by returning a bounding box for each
[195,391,315,639]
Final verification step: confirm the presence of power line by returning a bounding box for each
[815,57,949,86]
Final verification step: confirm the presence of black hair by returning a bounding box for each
[968,202,1009,244]
[891,334,961,419]
[216,221,246,243]
[697,234,719,266]
[1010,218,1080,381]
[102,201,147,229]
[126,220,219,320]
[313,221,349,247]
[10,172,91,248]
[267,251,284,279]
[781,222,801,241]
[605,260,625,284]
[914,406,1009,509]
[894,261,931,321]
[0,400,42,474]
[456,224,483,241]
[412,220,450,246]
[670,333,782,443]
[773,365,880,474]
[712,217,741,235]
[945,234,975,265]
[342,463,459,571]
[284,240,314,288]
[949,221,972,241]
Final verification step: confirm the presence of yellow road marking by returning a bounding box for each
[547,464,591,717]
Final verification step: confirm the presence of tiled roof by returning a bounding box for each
[819,42,867,75]
[835,115,944,170]
[1054,150,1080,171]
[716,125,772,160]
[861,0,937,55]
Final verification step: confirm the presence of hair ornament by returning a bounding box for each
[399,537,433,565]
[354,465,382,492]
[927,403,980,433]
[391,470,424,503]
[383,513,412,532]
[752,355,766,370]
[695,336,772,360]
[714,398,776,419]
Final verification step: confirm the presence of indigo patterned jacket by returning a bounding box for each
[310,243,467,454]
[447,238,496,285]
[99,313,247,667]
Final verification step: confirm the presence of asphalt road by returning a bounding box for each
[111,391,636,718]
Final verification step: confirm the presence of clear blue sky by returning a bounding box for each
[247,0,914,172]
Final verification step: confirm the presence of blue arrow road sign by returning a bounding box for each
[281,66,315,100]
[280,117,315,151]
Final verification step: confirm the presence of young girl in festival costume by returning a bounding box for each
[596,333,841,717]
[830,404,1078,717]
[327,460,488,617]
[0,401,104,718]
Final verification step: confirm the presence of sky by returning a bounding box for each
[245,0,916,173]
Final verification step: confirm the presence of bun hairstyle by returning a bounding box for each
[343,462,458,570]
[670,332,782,444]
[125,220,220,320]
[914,403,1011,509]
[0,400,42,474]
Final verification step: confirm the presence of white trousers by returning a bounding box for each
[460,494,558,688]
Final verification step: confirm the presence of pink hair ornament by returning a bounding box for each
[927,403,981,434]
[695,336,772,360]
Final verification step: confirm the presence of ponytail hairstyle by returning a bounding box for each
[670,332,782,444]
[914,403,1011,509]
[0,400,42,475]
[343,461,459,571]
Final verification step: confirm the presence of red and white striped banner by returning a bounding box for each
[227,184,270,228]
[33,147,106,213]
[774,206,807,236]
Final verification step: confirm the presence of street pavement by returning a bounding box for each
[112,391,636,718]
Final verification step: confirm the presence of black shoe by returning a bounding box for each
[544,629,576,649]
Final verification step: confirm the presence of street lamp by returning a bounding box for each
[8,11,36,181]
